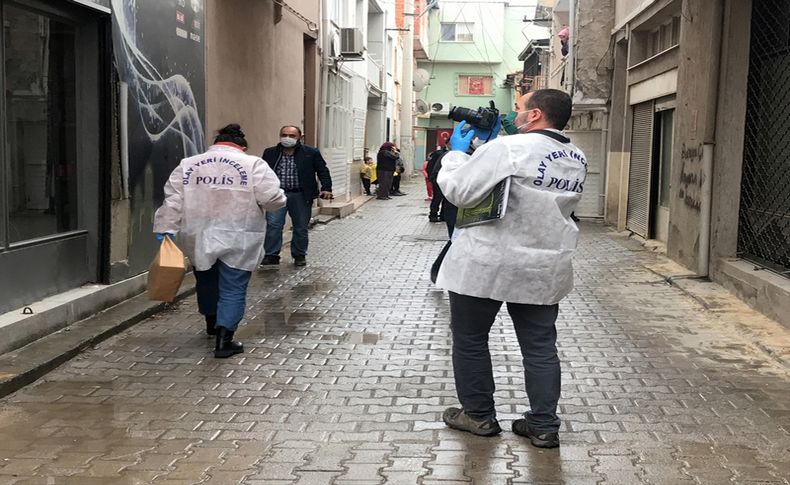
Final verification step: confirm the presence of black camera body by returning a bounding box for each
[448,101,499,131]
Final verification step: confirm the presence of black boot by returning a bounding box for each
[205,315,217,336]
[214,327,244,358]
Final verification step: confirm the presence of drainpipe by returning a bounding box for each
[120,82,130,200]
[319,0,330,160]
[698,1,724,277]
[399,0,414,172]
[567,0,576,96]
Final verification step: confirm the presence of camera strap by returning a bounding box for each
[527,129,571,144]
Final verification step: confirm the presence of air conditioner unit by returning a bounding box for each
[430,101,451,116]
[340,28,365,57]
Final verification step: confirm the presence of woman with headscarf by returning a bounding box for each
[558,27,569,57]
[376,142,399,200]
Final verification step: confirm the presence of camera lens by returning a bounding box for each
[448,106,480,125]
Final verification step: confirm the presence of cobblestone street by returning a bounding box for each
[0,182,789,485]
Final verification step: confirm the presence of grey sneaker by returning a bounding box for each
[442,407,502,437]
[512,419,559,448]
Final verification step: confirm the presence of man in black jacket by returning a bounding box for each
[427,145,457,236]
[261,125,332,267]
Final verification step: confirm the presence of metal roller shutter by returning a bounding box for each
[626,101,654,238]
[565,129,603,217]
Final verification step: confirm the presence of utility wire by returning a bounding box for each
[423,3,468,99]
[470,5,499,83]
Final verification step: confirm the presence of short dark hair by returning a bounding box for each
[526,89,572,130]
[280,125,302,137]
[214,123,248,147]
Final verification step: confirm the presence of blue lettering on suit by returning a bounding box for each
[533,150,586,193]
[182,157,249,186]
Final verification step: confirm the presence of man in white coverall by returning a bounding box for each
[154,124,286,358]
[437,89,587,448]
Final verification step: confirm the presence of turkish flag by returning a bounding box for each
[437,129,452,147]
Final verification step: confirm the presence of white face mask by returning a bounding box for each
[280,137,298,148]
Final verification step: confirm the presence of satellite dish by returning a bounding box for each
[413,68,430,92]
[415,99,429,114]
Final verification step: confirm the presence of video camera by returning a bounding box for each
[448,101,500,131]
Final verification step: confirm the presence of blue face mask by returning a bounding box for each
[502,111,519,135]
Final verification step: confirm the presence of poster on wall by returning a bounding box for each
[111,0,206,278]
[468,77,484,95]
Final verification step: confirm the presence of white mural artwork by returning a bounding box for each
[111,0,205,157]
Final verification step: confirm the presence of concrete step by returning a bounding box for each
[315,214,338,225]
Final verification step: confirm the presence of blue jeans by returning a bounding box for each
[448,292,561,432]
[194,260,252,332]
[264,191,312,259]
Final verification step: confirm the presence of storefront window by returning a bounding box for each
[4,4,78,243]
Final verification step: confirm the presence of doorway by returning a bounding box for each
[0,0,107,313]
[303,35,317,146]
[626,97,675,241]
[652,107,674,242]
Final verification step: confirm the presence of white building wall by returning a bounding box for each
[321,0,393,201]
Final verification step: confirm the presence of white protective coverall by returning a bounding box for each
[436,130,587,305]
[153,144,286,272]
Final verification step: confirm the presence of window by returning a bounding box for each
[646,16,680,58]
[440,22,473,42]
[324,74,352,149]
[4,3,79,243]
[458,75,493,96]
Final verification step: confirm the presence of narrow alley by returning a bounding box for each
[0,185,788,485]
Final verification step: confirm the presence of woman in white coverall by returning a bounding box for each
[436,89,586,448]
[154,124,286,358]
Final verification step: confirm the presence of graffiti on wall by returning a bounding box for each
[678,142,703,212]
[110,0,206,278]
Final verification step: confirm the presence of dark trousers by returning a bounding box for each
[429,183,444,216]
[448,291,561,432]
[264,191,312,258]
[392,174,401,192]
[361,176,371,195]
[377,169,394,198]
[429,184,457,237]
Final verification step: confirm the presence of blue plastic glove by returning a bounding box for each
[474,114,503,142]
[155,233,174,242]
[450,121,475,152]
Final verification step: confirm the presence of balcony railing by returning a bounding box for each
[521,75,547,92]
[367,55,384,91]
[549,58,568,90]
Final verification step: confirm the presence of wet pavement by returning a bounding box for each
[1,181,789,484]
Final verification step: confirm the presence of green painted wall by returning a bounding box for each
[413,2,532,165]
